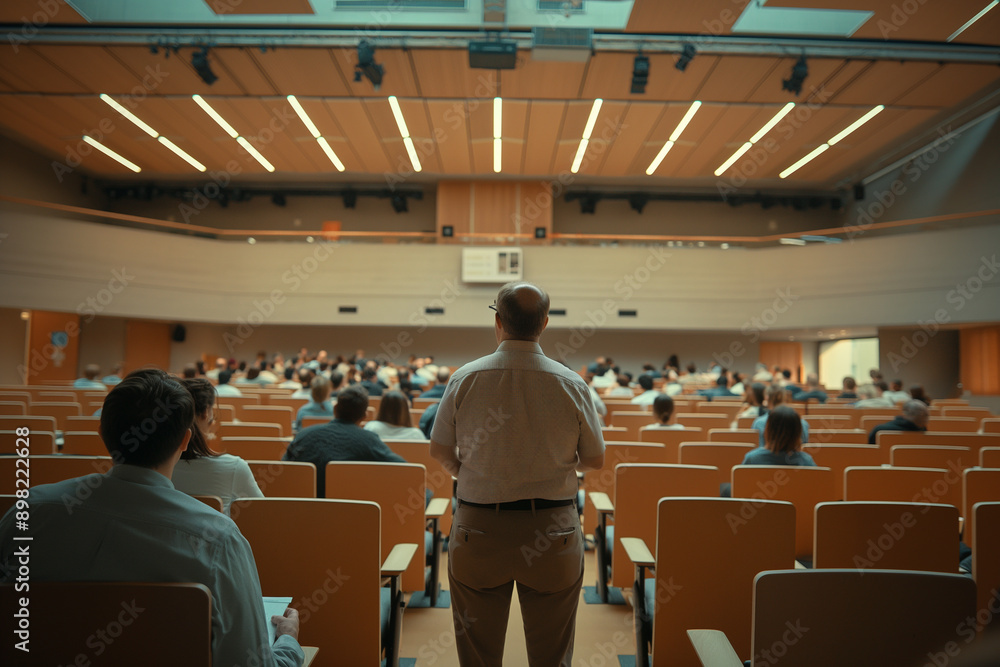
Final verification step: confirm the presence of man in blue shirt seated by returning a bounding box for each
[73,364,106,389]
[790,373,827,403]
[867,399,928,444]
[283,384,405,497]
[0,369,305,667]
[418,367,452,399]
[697,374,736,399]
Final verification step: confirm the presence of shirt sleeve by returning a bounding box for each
[367,433,406,463]
[574,382,606,461]
[231,457,265,502]
[429,382,457,447]
[210,526,305,667]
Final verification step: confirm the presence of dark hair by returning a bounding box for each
[284,367,295,380]
[667,355,679,370]
[495,282,549,340]
[362,367,377,381]
[218,370,233,385]
[843,376,856,390]
[686,362,697,374]
[329,370,344,390]
[652,395,674,423]
[638,375,653,391]
[179,378,219,460]
[310,375,332,403]
[764,405,803,455]
[101,369,195,467]
[436,367,451,384]
[716,375,728,387]
[298,368,314,384]
[246,367,260,381]
[195,360,206,375]
[334,384,369,423]
[909,385,931,405]
[616,374,631,388]
[182,364,197,379]
[376,390,413,427]
[781,369,792,380]
[875,380,889,392]
[748,382,766,407]
[85,364,100,380]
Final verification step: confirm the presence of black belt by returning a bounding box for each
[459,498,576,511]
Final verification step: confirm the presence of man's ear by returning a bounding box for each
[540,316,549,333]
[178,428,192,453]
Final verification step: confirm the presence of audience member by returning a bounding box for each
[0,369,304,666]
[733,382,767,425]
[277,366,300,389]
[73,364,106,389]
[867,399,929,444]
[360,367,385,397]
[605,373,634,398]
[729,372,745,396]
[853,382,894,408]
[751,362,773,382]
[364,390,426,440]
[778,369,798,391]
[752,385,810,447]
[641,395,686,430]
[679,362,700,384]
[419,367,452,399]
[294,375,335,432]
[792,373,827,403]
[909,385,932,405]
[743,405,817,466]
[215,369,243,397]
[630,374,660,405]
[698,374,735,399]
[290,369,314,399]
[283,385,404,497]
[663,369,684,397]
[419,401,440,438]
[182,364,198,379]
[590,358,618,388]
[838,376,858,399]
[883,379,911,404]
[172,378,264,514]
[205,357,226,380]
[102,362,124,386]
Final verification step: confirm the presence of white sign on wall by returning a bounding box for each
[461,247,523,283]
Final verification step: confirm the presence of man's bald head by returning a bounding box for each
[902,399,929,428]
[496,282,550,341]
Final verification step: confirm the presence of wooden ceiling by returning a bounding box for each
[0,0,997,189]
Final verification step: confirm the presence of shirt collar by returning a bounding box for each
[497,339,544,355]
[108,464,175,490]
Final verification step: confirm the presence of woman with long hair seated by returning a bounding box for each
[363,390,425,440]
[171,378,264,514]
[733,381,766,427]
[294,375,334,432]
[742,405,817,466]
[751,384,810,448]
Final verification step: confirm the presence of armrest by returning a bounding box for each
[426,497,450,520]
[687,629,743,667]
[621,537,654,568]
[301,646,319,667]
[589,491,615,515]
[381,543,418,577]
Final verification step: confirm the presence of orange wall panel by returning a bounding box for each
[960,326,1000,394]
[25,310,81,385]
[125,320,172,374]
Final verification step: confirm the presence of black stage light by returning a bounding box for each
[782,56,808,96]
[343,190,357,209]
[391,193,408,213]
[675,44,696,72]
[355,41,384,90]
[580,194,599,214]
[271,194,286,207]
[192,47,218,86]
[629,194,648,214]
[631,54,649,94]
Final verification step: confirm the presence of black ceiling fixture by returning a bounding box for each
[390,193,408,213]
[628,194,649,213]
[343,190,357,209]
[675,44,696,72]
[782,55,808,96]
[580,193,600,214]
[355,41,384,90]
[631,53,649,94]
[191,47,218,85]
[271,194,286,207]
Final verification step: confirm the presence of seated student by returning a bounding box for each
[641,394,687,430]
[733,382,766,426]
[641,363,661,379]
[729,372,745,397]
[752,385,810,448]
[277,366,300,389]
[882,379,911,404]
[290,368,314,399]
[283,385,405,497]
[73,363,106,389]
[419,367,452,399]
[630,374,660,405]
[102,362,124,386]
[215,369,243,397]
[867,399,929,444]
[364,390,426,440]
[838,376,858,399]
[742,405,817,466]
[909,385,932,406]
[605,373,635,398]
[359,367,385,397]
[662,369,684,397]
[0,369,304,667]
[172,378,264,515]
[791,373,827,403]
[294,375,335,432]
[852,381,895,408]
[697,374,735,399]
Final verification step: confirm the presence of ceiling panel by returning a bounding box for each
[625,0,740,34]
[955,9,1000,45]
[582,100,627,175]
[831,60,941,106]
[426,100,472,175]
[522,101,565,176]
[390,49,465,99]
[212,49,278,97]
[500,100,528,175]
[692,105,782,179]
[310,100,363,172]
[0,46,88,93]
[207,0,315,14]
[694,57,783,104]
[0,0,88,23]
[322,99,391,173]
[102,46,245,96]
[501,55,586,100]
[745,57,848,105]
[660,103,734,178]
[754,106,867,179]
[30,46,146,94]
[132,97,241,172]
[467,98,494,174]
[894,64,1000,108]
[598,103,665,177]
[247,47,347,98]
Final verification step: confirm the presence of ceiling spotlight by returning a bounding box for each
[675,44,696,72]
[631,54,649,94]
[355,41,384,91]
[343,190,357,209]
[628,194,648,214]
[782,56,808,96]
[580,194,599,214]
[271,193,286,207]
[247,237,256,245]
[191,47,218,86]
[390,193,408,213]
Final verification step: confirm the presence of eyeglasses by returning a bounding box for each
[488,301,497,312]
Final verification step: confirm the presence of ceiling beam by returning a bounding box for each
[9,26,1000,64]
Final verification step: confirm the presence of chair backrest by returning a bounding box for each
[0,455,111,494]
[731,466,837,560]
[268,396,310,411]
[0,414,56,435]
[0,430,56,455]
[0,401,26,415]
[927,417,980,433]
[244,460,316,498]
[801,445,883,500]
[735,416,756,429]
[602,426,627,439]
[216,394,261,418]
[233,498,381,666]
[217,421,282,439]
[0,582,212,666]
[802,414,853,430]
[678,443,754,494]
[0,391,31,406]
[981,447,1000,467]
[300,416,333,429]
[972,501,1000,634]
[890,445,973,472]
[218,436,289,461]
[36,391,77,401]
[707,428,758,444]
[384,438,453,535]
[982,418,1000,434]
[242,405,294,436]
[809,429,867,444]
[813,501,958,573]
[675,413,730,433]
[65,415,101,432]
[963,468,1000,551]
[637,427,703,447]
[694,402,742,419]
[193,494,224,512]
[941,406,992,420]
[583,441,673,533]
[750,569,975,666]
[611,412,658,440]
[844,466,961,510]
[215,405,235,423]
[876,431,1000,464]
[324,461,426,593]
[61,430,108,455]
[27,401,82,430]
[611,463,719,589]
[805,407,860,429]
[652,497,794,666]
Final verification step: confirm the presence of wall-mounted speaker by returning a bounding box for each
[171,324,187,342]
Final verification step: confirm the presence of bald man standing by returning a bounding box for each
[431,281,606,667]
